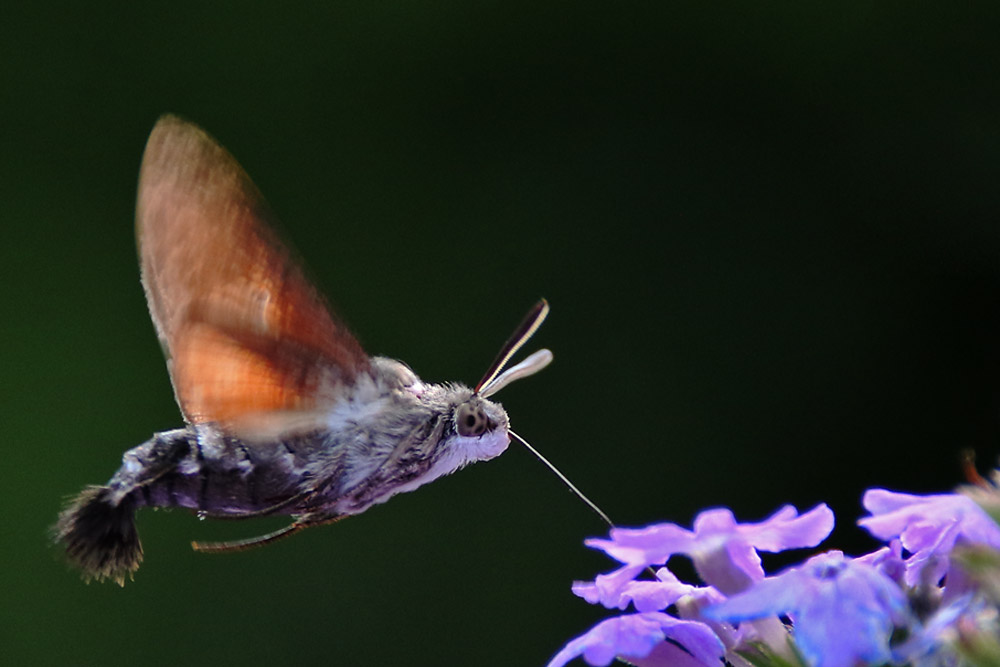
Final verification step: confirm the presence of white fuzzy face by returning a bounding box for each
[459,429,510,460]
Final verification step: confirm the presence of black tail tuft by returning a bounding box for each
[54,485,143,586]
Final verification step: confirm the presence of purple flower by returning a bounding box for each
[545,613,725,667]
[854,539,907,585]
[859,489,1000,590]
[588,504,834,595]
[573,566,710,612]
[704,551,909,667]
[552,483,1000,667]
[551,505,834,666]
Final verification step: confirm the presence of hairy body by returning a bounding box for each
[55,115,548,585]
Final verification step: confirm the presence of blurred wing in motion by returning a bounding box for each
[136,115,369,431]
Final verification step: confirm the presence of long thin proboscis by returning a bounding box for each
[509,429,616,531]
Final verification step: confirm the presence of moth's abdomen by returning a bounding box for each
[56,426,326,582]
[123,427,328,517]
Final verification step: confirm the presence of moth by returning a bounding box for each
[56,115,553,584]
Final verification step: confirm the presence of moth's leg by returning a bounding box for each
[192,488,315,520]
[190,513,345,554]
[193,460,344,520]
[295,513,346,529]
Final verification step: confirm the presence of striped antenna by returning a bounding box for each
[474,299,551,396]
[480,349,552,398]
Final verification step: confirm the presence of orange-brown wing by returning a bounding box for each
[136,114,369,427]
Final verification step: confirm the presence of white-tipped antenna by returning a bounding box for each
[481,349,553,398]
[475,300,616,532]
[474,299,551,396]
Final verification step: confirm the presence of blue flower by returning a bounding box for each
[859,489,1000,593]
[551,481,1000,667]
[550,505,834,666]
[704,551,910,667]
[854,539,907,586]
[573,566,718,612]
[588,504,833,595]
[545,612,725,667]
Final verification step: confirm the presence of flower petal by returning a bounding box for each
[705,552,908,667]
[736,504,835,552]
[546,613,723,667]
[859,489,1000,589]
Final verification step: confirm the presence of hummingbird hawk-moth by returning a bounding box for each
[56,115,552,584]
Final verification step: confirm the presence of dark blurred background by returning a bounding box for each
[4,2,1000,664]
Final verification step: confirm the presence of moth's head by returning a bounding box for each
[441,298,553,462]
[447,394,510,462]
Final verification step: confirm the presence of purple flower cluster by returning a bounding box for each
[549,488,1000,667]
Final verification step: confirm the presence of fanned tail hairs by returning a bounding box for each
[55,487,142,585]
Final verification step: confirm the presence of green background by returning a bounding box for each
[4,2,1000,665]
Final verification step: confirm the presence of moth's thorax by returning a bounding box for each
[310,356,511,514]
[346,356,509,437]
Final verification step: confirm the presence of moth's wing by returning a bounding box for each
[136,114,369,430]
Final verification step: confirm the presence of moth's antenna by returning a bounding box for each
[509,429,616,530]
[475,299,550,395]
[480,349,552,398]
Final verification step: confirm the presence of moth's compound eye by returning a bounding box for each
[456,402,489,437]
